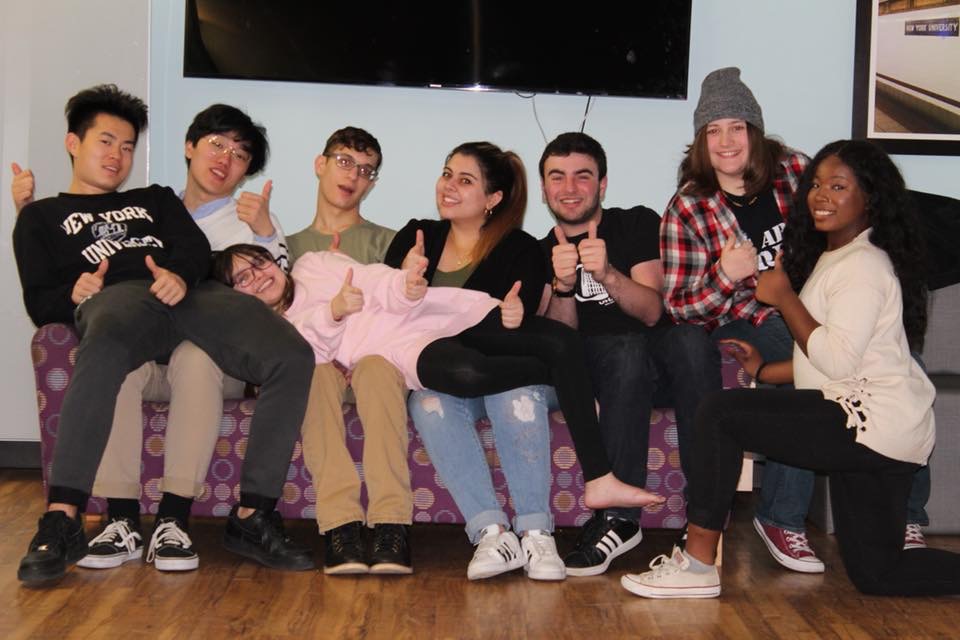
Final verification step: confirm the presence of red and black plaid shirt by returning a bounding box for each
[659,151,808,332]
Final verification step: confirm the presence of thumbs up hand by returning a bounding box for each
[401,229,429,272]
[331,267,364,320]
[551,226,578,293]
[11,162,35,213]
[71,258,110,305]
[577,220,609,283]
[145,255,187,306]
[236,179,275,237]
[499,280,524,329]
[404,256,428,301]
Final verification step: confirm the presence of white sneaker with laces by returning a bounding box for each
[146,518,199,571]
[621,546,720,599]
[467,525,525,580]
[77,517,143,569]
[521,530,565,581]
[904,523,927,550]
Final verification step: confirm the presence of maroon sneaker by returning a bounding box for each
[903,523,927,550]
[753,517,824,573]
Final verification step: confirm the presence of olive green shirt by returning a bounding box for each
[287,219,396,265]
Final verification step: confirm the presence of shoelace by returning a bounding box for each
[89,518,141,553]
[332,524,363,553]
[645,552,683,578]
[34,513,74,551]
[523,531,554,560]
[783,530,815,555]
[904,524,925,546]
[477,530,518,563]
[374,526,405,553]
[146,520,193,562]
[575,512,610,550]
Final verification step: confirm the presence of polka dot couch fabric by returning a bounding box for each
[31,323,749,529]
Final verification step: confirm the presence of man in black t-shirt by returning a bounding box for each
[539,133,721,576]
[12,85,316,587]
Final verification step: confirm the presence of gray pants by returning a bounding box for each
[48,280,314,511]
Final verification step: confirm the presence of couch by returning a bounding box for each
[30,323,748,530]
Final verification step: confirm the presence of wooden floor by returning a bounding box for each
[2,469,959,640]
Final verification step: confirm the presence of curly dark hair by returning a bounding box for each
[210,244,295,313]
[781,140,928,351]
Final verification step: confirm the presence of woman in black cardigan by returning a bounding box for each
[384,142,661,581]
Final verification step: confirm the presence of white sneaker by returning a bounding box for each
[467,525,525,580]
[77,517,143,569]
[621,546,720,599]
[904,523,927,550]
[146,518,199,571]
[521,530,565,581]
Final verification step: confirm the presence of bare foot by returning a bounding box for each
[584,473,665,510]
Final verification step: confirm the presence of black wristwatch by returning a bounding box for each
[552,277,576,298]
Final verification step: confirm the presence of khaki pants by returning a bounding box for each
[301,357,412,532]
[92,341,246,500]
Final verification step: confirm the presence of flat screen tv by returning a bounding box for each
[184,0,692,99]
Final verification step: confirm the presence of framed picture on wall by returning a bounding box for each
[852,0,960,155]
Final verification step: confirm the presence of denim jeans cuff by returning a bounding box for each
[465,509,510,544]
[513,512,555,535]
[753,512,805,533]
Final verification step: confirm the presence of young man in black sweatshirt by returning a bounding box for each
[13,84,315,586]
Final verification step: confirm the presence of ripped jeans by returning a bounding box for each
[409,385,554,544]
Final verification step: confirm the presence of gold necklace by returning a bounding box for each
[725,191,758,208]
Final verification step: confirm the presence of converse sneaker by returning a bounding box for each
[621,545,720,599]
[369,523,412,575]
[904,523,927,550]
[77,517,143,569]
[753,517,824,573]
[324,521,368,575]
[18,510,88,587]
[521,530,565,581]
[467,525,525,580]
[564,510,642,577]
[146,518,198,571]
[223,506,315,571]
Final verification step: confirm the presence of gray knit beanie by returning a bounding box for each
[693,67,764,134]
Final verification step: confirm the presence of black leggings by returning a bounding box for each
[689,388,960,596]
[417,312,609,481]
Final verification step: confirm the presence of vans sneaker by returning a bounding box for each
[621,545,720,599]
[564,510,641,577]
[521,530,565,581]
[753,517,824,573]
[146,518,199,571]
[467,525,525,580]
[77,517,143,569]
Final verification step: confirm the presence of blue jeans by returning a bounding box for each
[713,316,929,528]
[409,386,553,543]
[584,324,721,522]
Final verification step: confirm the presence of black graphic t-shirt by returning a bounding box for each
[13,185,211,326]
[540,206,669,336]
[724,189,784,272]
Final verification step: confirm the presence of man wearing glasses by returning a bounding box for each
[11,103,296,575]
[287,128,414,576]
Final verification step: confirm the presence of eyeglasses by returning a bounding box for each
[231,254,273,289]
[325,153,379,180]
[205,136,252,164]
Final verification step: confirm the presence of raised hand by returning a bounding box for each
[577,219,609,283]
[401,229,428,274]
[719,233,758,283]
[404,257,428,301]
[145,255,187,306]
[331,267,364,320]
[11,162,35,213]
[71,258,109,305]
[756,252,792,308]
[500,280,524,329]
[551,226,579,292]
[236,179,275,237]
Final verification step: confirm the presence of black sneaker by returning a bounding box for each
[18,510,88,587]
[146,517,198,571]
[324,521,369,575]
[564,510,642,577]
[223,506,314,571]
[76,516,143,569]
[368,524,412,575]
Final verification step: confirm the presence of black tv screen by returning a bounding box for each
[184,1,692,99]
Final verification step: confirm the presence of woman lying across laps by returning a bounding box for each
[211,244,663,513]
[623,139,960,599]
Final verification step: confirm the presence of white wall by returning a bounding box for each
[3,0,959,442]
[0,1,150,441]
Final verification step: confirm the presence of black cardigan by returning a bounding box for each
[384,218,547,316]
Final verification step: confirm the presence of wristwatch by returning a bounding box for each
[552,277,576,298]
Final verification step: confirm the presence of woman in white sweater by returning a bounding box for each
[622,139,960,598]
